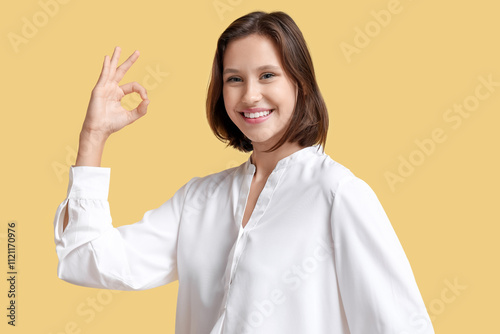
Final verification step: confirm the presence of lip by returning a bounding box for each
[240,107,273,113]
[240,109,274,124]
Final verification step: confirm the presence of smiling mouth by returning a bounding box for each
[240,109,274,119]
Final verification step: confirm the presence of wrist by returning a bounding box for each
[79,128,109,146]
[75,129,108,167]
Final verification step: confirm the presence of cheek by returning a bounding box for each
[222,90,238,122]
[222,87,235,109]
[268,86,295,111]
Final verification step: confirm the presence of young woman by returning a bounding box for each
[53,11,435,334]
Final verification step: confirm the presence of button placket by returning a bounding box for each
[217,229,248,328]
[218,222,248,313]
[225,163,254,289]
[229,229,247,285]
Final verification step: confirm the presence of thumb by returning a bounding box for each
[129,99,150,123]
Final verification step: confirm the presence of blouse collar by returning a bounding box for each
[244,144,324,175]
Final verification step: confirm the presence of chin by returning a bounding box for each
[246,135,279,146]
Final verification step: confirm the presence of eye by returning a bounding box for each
[226,77,241,82]
[261,73,275,79]
[225,73,276,83]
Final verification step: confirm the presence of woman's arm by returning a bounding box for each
[54,166,199,290]
[62,46,150,231]
[62,130,107,232]
[331,175,435,334]
[54,46,165,290]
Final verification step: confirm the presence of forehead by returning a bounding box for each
[223,34,281,69]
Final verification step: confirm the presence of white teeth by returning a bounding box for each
[243,110,272,118]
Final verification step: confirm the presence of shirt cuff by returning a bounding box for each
[66,165,111,200]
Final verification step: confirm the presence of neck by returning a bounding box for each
[250,141,306,181]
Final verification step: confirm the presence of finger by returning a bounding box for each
[113,50,140,83]
[129,99,150,123]
[120,81,148,100]
[95,55,110,87]
[108,46,122,83]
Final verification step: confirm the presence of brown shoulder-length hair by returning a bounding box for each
[206,10,328,153]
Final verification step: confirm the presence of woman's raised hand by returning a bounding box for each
[82,46,150,140]
[75,46,149,167]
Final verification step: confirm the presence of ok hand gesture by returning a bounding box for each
[82,46,150,140]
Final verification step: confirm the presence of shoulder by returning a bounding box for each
[183,164,241,199]
[301,151,372,201]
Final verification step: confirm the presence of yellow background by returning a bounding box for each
[1,0,498,333]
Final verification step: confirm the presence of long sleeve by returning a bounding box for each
[53,165,198,291]
[331,175,434,334]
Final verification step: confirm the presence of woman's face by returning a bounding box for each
[222,34,298,147]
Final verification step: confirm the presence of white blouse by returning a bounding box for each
[53,144,435,334]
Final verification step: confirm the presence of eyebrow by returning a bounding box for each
[223,65,281,75]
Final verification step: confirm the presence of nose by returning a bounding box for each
[241,79,262,104]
